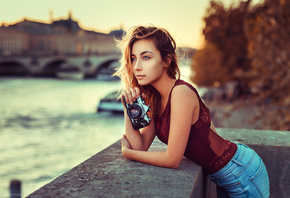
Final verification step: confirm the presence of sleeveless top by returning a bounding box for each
[155,79,237,174]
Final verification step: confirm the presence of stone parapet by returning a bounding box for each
[218,128,290,198]
[28,128,290,198]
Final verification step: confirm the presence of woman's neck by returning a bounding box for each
[151,75,177,100]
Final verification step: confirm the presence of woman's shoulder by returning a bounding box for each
[171,80,199,106]
[173,79,198,96]
[175,79,197,91]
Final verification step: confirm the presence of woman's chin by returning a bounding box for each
[137,80,148,86]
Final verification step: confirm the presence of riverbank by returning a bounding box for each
[205,100,264,129]
[199,81,282,130]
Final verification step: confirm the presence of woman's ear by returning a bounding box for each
[164,55,172,68]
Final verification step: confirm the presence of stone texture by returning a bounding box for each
[28,128,290,198]
[218,128,290,198]
[27,139,204,198]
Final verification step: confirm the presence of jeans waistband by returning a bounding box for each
[209,143,255,179]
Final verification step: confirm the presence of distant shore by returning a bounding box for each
[197,81,267,130]
[205,100,263,130]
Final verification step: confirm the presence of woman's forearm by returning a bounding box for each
[124,111,145,150]
[122,147,180,169]
[123,107,155,151]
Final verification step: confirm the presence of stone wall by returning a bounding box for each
[218,128,290,198]
[28,128,290,198]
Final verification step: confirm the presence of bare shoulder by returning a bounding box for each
[171,84,199,108]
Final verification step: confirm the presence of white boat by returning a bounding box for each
[97,91,123,113]
[57,71,84,80]
[57,63,84,80]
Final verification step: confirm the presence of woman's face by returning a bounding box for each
[131,39,167,86]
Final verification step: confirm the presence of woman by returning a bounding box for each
[114,25,270,198]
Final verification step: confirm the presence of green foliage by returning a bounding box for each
[191,0,290,130]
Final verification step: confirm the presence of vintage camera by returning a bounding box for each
[123,96,151,130]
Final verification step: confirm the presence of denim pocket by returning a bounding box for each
[208,175,222,186]
[249,158,270,198]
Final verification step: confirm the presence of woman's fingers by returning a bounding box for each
[134,87,140,98]
[122,89,132,104]
[141,93,147,99]
[122,87,141,104]
[128,87,136,103]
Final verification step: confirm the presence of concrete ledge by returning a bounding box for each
[27,139,205,198]
[218,128,290,198]
[28,128,290,198]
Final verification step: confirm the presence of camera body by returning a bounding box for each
[123,96,151,130]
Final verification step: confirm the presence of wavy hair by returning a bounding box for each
[114,25,180,118]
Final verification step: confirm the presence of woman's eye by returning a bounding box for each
[143,56,150,60]
[131,57,136,62]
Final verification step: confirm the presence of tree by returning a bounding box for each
[191,0,290,130]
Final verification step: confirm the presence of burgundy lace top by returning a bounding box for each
[155,79,237,174]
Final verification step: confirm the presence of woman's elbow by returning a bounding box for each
[171,161,181,169]
[168,163,179,169]
[166,158,182,169]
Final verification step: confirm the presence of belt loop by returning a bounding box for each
[232,158,243,166]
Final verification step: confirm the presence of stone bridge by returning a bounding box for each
[0,54,121,78]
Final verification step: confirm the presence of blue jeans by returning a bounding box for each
[208,143,270,198]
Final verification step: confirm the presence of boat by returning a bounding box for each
[97,91,124,113]
[56,63,84,80]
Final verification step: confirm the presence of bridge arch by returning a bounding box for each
[91,58,119,79]
[0,61,29,76]
[41,58,67,77]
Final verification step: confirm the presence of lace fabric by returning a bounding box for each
[155,79,237,174]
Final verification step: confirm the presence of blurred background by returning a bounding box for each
[0,0,289,197]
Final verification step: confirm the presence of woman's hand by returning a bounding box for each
[121,87,152,152]
[121,134,131,151]
[122,87,146,105]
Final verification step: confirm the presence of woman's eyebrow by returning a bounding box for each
[131,51,153,56]
[140,51,153,55]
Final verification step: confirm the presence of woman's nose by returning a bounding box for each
[134,60,142,71]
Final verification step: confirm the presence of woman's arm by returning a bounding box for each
[122,87,156,151]
[121,137,181,168]
[121,85,199,168]
[123,107,156,151]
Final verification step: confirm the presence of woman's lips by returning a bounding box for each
[136,75,145,79]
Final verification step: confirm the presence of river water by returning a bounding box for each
[0,64,195,197]
[0,78,124,197]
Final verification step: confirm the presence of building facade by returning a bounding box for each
[0,14,123,57]
[0,27,29,56]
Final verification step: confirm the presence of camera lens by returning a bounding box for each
[127,104,142,119]
[129,108,139,117]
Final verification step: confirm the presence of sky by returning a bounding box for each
[1,0,248,49]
